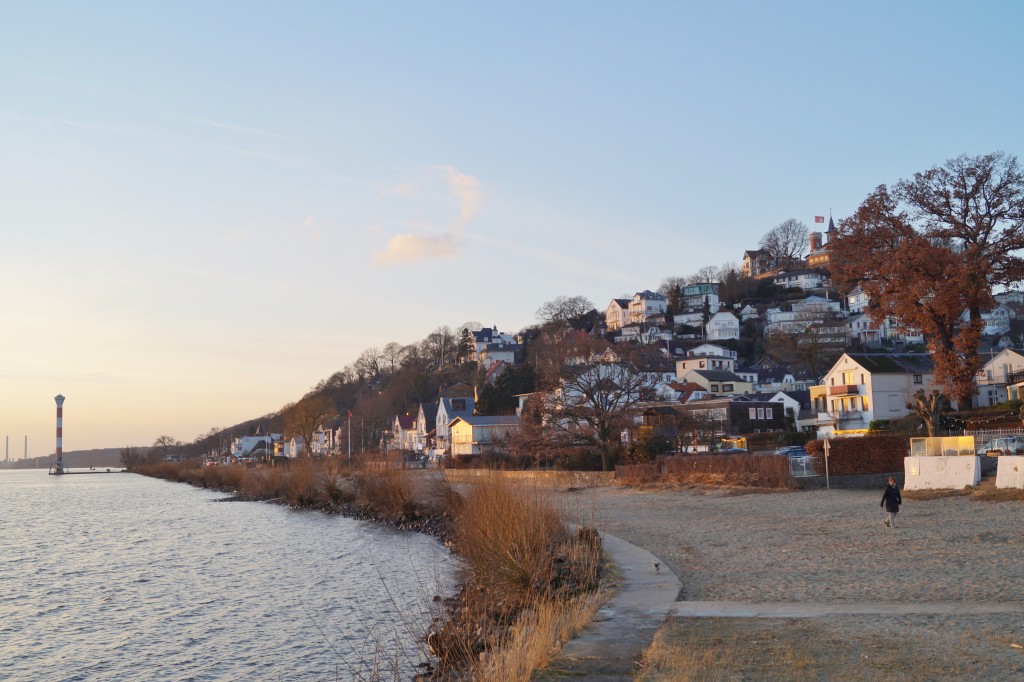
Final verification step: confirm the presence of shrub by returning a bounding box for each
[805,433,908,475]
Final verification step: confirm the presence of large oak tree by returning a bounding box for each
[831,152,1024,404]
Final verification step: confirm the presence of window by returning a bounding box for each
[452,399,466,410]
[766,407,773,419]
[860,374,865,384]
[757,408,765,419]
[723,384,733,392]
[913,375,923,384]
[749,408,757,419]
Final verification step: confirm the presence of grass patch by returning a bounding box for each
[636,616,981,682]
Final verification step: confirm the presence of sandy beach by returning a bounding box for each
[558,485,1024,680]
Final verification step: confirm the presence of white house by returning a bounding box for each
[706,310,740,341]
[605,298,631,331]
[846,286,870,313]
[677,368,754,396]
[811,353,937,437]
[978,348,1024,408]
[629,290,668,324]
[773,269,828,290]
[846,313,883,346]
[767,390,817,434]
[961,306,1012,337]
[391,414,417,451]
[739,304,760,322]
[449,415,520,457]
[435,395,475,455]
[675,344,738,376]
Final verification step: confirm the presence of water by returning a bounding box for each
[0,470,458,681]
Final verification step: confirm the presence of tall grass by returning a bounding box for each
[428,476,606,679]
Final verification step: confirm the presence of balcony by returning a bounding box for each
[829,384,860,396]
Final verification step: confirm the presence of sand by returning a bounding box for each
[556,485,1024,680]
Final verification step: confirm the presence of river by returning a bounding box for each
[0,469,458,681]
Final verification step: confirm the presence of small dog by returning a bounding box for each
[654,561,661,574]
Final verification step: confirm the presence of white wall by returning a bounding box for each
[996,456,1024,489]
[904,456,981,490]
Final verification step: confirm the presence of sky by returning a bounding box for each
[2,2,1022,455]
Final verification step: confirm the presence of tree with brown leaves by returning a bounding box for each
[831,152,1024,405]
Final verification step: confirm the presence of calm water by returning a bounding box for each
[0,469,457,681]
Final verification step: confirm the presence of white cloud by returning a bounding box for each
[373,232,459,264]
[304,215,319,242]
[440,165,484,225]
[372,165,484,266]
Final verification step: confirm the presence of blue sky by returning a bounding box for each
[2,2,1022,452]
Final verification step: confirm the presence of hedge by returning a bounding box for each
[805,433,909,476]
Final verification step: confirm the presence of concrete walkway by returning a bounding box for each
[538,531,682,680]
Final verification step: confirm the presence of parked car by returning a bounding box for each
[774,446,808,457]
[718,447,749,454]
[976,437,1024,456]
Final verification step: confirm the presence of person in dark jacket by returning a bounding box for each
[881,475,902,528]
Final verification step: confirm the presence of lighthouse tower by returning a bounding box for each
[54,394,66,475]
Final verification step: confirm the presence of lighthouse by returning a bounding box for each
[54,394,66,475]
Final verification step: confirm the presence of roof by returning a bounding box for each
[608,298,630,309]
[395,414,415,429]
[449,415,521,427]
[419,402,438,424]
[687,369,747,382]
[440,395,475,417]
[844,353,935,374]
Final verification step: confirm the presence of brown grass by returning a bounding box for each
[617,454,794,489]
[903,487,1024,503]
[636,616,977,682]
[353,468,422,518]
[427,476,606,679]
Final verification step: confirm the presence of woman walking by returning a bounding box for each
[881,475,902,528]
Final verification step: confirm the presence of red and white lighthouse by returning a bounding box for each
[54,394,66,474]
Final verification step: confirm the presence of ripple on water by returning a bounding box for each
[1,470,457,681]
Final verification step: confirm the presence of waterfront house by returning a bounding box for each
[449,415,521,457]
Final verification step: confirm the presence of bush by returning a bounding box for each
[806,434,908,475]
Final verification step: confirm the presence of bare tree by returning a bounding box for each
[550,350,662,471]
[421,326,458,370]
[535,295,594,327]
[283,396,336,457]
[120,445,144,470]
[381,342,405,374]
[151,435,181,463]
[353,347,383,379]
[658,276,686,314]
[759,219,809,266]
[687,265,719,285]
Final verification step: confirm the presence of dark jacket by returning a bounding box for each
[881,483,902,513]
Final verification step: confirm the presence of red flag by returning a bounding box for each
[814,216,825,223]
